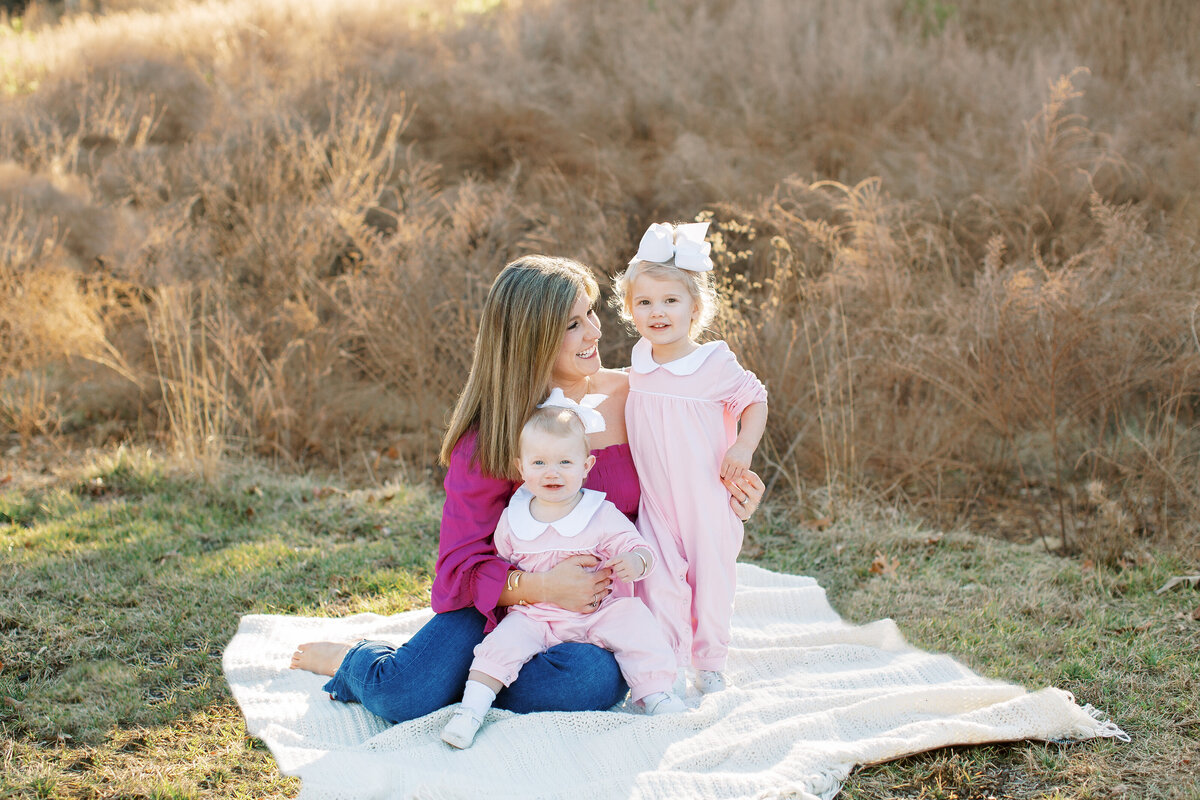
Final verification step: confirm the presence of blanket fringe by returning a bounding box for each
[1080,703,1131,743]
[754,768,844,800]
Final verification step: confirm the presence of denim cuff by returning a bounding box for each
[321,639,371,703]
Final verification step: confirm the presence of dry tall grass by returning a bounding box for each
[1,0,1197,557]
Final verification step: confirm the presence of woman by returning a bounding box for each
[291,255,764,722]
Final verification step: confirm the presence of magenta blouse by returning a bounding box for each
[430,430,641,630]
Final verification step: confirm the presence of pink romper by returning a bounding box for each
[470,487,678,702]
[626,338,768,671]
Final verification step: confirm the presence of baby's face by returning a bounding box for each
[516,428,591,506]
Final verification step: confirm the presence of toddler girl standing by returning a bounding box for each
[616,221,768,694]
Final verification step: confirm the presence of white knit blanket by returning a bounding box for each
[223,564,1125,800]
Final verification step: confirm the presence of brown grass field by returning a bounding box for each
[2,0,1198,559]
[0,1,1199,794]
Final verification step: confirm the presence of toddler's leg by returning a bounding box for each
[634,514,694,668]
[443,613,554,749]
[442,676,500,750]
[687,515,743,673]
[470,612,555,688]
[585,598,679,705]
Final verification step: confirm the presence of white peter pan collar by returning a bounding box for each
[506,486,607,541]
[629,338,725,376]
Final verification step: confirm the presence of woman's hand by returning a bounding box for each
[541,554,613,613]
[723,469,765,521]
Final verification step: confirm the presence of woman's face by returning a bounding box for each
[550,292,602,388]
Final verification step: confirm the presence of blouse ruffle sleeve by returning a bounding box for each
[430,431,518,630]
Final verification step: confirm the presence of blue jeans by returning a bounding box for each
[322,607,629,723]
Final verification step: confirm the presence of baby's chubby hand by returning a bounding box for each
[604,548,652,582]
[720,443,754,482]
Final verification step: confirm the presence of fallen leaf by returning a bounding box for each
[801,517,832,530]
[924,532,944,546]
[1192,606,1200,621]
[1156,575,1200,595]
[384,445,399,460]
[244,507,255,519]
[313,486,337,500]
[155,550,181,564]
[869,550,899,578]
[0,474,12,487]
[245,485,263,496]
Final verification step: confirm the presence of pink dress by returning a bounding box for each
[470,487,677,702]
[626,338,768,671]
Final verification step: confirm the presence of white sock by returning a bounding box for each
[461,680,498,717]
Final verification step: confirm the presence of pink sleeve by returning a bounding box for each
[493,513,515,563]
[718,347,768,419]
[593,504,652,573]
[430,431,517,629]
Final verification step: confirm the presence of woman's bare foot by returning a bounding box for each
[290,641,351,677]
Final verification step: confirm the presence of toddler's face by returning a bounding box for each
[516,427,592,506]
[629,273,697,346]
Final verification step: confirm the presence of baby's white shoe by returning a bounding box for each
[441,706,484,749]
[643,691,687,715]
[694,670,727,694]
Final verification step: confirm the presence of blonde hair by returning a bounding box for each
[440,255,600,478]
[611,259,719,338]
[519,406,590,457]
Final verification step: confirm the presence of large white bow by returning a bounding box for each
[628,221,713,271]
[537,388,607,434]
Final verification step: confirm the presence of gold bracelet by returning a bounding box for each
[505,570,522,593]
[632,550,650,579]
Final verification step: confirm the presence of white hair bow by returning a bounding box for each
[537,388,607,434]
[628,221,713,272]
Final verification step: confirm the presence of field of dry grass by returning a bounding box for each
[1,0,1198,559]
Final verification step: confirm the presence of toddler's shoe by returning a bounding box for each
[441,706,484,749]
[694,669,726,694]
[643,691,687,715]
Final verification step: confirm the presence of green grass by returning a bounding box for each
[747,508,1200,799]
[1,449,439,798]
[2,450,1197,799]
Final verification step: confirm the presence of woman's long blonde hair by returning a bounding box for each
[440,255,600,479]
